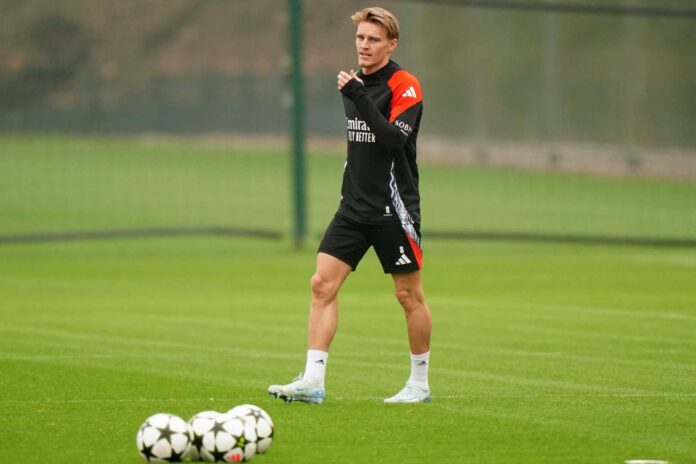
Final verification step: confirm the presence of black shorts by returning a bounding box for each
[318,214,423,274]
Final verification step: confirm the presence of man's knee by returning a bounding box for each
[395,286,425,310]
[311,273,339,303]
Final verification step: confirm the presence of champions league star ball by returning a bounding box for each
[136,413,191,463]
[183,410,220,461]
[200,413,257,462]
[227,405,274,454]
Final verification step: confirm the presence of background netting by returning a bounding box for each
[1,0,695,241]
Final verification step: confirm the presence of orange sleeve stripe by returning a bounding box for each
[387,70,423,123]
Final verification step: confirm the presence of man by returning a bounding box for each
[268,7,432,404]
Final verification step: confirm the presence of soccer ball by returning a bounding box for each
[136,413,191,463]
[200,413,257,462]
[183,410,220,461]
[227,405,274,454]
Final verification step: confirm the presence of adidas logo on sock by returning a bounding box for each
[402,86,417,98]
[315,359,325,365]
[394,254,412,266]
[417,360,428,366]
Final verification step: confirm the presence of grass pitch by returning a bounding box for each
[1,136,695,463]
[1,237,695,463]
[2,135,696,239]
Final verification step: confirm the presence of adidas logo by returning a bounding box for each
[417,360,428,366]
[315,359,325,365]
[401,86,417,98]
[395,254,412,266]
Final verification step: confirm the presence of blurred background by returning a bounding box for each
[1,0,695,245]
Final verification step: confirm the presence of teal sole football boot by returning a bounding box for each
[268,375,325,404]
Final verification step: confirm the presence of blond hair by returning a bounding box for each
[351,7,400,40]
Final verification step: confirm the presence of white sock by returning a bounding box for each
[302,349,328,387]
[407,351,430,390]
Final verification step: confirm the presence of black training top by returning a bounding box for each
[338,60,423,228]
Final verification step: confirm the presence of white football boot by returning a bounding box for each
[384,384,431,403]
[268,375,325,404]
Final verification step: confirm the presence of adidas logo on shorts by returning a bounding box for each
[395,254,412,266]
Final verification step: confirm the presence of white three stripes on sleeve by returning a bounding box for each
[401,86,417,98]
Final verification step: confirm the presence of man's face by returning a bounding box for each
[355,21,397,74]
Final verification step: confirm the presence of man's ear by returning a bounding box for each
[388,38,398,54]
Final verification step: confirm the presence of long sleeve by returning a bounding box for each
[341,71,422,154]
[336,61,423,225]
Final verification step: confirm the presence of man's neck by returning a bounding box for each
[362,59,390,76]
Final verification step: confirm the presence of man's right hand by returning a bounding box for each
[337,69,364,91]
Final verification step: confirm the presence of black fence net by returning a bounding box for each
[1,0,695,242]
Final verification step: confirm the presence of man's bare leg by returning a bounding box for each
[268,252,351,404]
[393,270,432,354]
[308,252,353,351]
[385,270,433,403]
